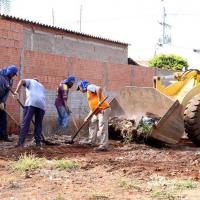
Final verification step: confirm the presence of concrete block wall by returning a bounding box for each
[23,28,128,65]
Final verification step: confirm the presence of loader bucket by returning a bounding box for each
[110,86,184,144]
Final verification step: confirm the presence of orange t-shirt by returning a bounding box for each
[86,91,109,112]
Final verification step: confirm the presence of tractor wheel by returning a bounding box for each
[184,93,200,146]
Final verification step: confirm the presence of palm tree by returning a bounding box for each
[0,0,11,14]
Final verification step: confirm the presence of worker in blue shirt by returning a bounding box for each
[0,65,18,141]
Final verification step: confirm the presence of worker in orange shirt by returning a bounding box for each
[77,80,110,151]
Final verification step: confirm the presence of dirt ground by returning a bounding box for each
[0,135,200,200]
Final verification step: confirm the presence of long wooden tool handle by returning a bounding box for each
[9,87,35,125]
[71,113,79,131]
[4,109,20,128]
[70,96,109,142]
[9,87,25,108]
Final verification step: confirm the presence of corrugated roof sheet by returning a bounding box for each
[0,13,128,46]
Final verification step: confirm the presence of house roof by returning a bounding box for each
[0,13,129,46]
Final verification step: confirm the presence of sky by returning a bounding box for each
[4,0,200,66]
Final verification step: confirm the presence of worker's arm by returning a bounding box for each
[60,84,70,114]
[63,96,70,114]
[96,86,103,104]
[84,110,93,122]
[14,79,26,99]
[14,79,25,93]
[0,76,8,96]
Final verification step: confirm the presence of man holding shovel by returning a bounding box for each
[14,78,46,147]
[0,65,18,142]
[54,75,76,132]
[77,80,110,151]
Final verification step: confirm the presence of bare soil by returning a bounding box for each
[0,135,200,200]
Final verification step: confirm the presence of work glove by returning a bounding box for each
[12,92,19,100]
[0,103,5,110]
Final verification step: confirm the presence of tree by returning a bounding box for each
[0,0,11,14]
[148,54,188,71]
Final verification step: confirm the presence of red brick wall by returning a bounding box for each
[107,63,132,91]
[131,65,155,87]
[0,19,23,133]
[24,51,68,90]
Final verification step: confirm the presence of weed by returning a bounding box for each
[147,175,199,199]
[121,131,133,144]
[10,153,45,171]
[52,159,79,170]
[137,121,152,135]
[89,191,110,200]
[150,190,176,199]
[54,193,65,200]
[174,180,198,190]
[119,180,141,190]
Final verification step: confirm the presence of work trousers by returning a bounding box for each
[0,109,8,140]
[18,106,45,145]
[88,108,111,149]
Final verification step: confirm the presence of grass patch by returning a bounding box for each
[53,193,65,200]
[10,153,45,171]
[174,180,198,189]
[52,159,79,170]
[150,190,176,199]
[119,180,141,190]
[10,155,79,172]
[120,175,199,199]
[147,175,199,199]
[89,191,110,200]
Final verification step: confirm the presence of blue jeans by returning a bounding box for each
[18,106,45,145]
[56,106,69,128]
[0,108,8,140]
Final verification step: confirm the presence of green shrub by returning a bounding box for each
[148,54,188,70]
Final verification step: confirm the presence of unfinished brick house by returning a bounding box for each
[0,14,168,133]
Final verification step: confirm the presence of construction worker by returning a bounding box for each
[77,80,110,151]
[14,78,46,147]
[0,65,18,142]
[55,75,76,131]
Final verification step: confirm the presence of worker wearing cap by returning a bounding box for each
[77,80,110,151]
[0,65,18,142]
[55,75,76,130]
[14,78,46,147]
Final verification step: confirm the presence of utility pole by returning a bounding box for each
[52,8,55,26]
[155,0,171,55]
[162,6,166,45]
[80,5,83,32]
[159,0,171,45]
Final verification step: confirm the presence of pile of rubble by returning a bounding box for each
[109,112,161,144]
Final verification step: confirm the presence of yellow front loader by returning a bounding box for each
[110,69,200,146]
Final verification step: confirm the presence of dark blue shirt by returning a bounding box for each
[0,75,13,103]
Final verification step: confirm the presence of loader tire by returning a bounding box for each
[184,93,200,146]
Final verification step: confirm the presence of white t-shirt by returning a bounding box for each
[24,79,46,111]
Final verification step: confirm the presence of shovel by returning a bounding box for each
[9,87,57,146]
[70,112,79,131]
[65,96,109,144]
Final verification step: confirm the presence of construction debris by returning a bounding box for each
[108,112,161,144]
